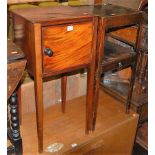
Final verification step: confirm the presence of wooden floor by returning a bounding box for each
[20,88,138,155]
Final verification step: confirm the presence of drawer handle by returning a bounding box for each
[44,48,53,57]
[118,62,123,68]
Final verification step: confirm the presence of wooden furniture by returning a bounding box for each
[134,2,148,149]
[10,4,143,153]
[91,4,144,130]
[102,2,148,124]
[20,89,139,155]
[11,6,98,153]
[101,21,148,148]
[100,0,148,149]
[7,39,26,155]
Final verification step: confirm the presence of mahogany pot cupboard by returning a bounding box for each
[10,4,144,153]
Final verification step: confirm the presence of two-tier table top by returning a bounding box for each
[11,4,142,25]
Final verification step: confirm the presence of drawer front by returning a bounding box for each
[42,22,93,76]
[103,57,135,72]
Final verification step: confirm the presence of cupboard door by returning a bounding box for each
[42,22,93,76]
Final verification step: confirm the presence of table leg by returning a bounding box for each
[92,19,106,131]
[85,16,99,132]
[86,67,95,133]
[126,22,144,113]
[34,76,43,153]
[126,64,136,113]
[33,23,43,153]
[61,75,67,113]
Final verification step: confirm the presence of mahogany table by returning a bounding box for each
[10,4,143,153]
[91,4,144,129]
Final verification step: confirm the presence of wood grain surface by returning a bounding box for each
[61,75,67,113]
[11,4,141,25]
[42,22,93,76]
[7,60,26,99]
[109,27,137,46]
[20,89,139,155]
[7,39,26,99]
[15,18,37,76]
[33,23,44,153]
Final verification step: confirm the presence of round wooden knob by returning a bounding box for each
[44,48,53,57]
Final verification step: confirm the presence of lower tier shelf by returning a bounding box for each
[101,78,148,124]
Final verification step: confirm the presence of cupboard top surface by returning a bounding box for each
[11,4,141,24]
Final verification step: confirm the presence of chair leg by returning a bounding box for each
[126,64,136,113]
[8,92,23,155]
[61,75,67,113]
